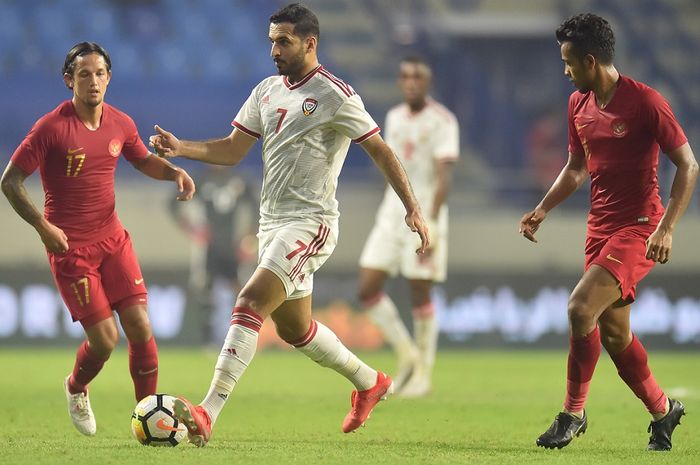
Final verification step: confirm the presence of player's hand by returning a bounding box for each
[423,217,439,256]
[37,220,69,253]
[149,125,182,158]
[174,168,196,201]
[519,207,547,243]
[406,209,430,254]
[645,226,672,264]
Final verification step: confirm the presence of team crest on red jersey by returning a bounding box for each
[108,139,122,157]
[302,98,318,116]
[611,119,628,138]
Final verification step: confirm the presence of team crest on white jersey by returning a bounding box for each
[302,98,318,116]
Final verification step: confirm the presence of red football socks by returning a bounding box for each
[128,336,159,401]
[610,334,667,414]
[564,326,601,412]
[68,340,108,395]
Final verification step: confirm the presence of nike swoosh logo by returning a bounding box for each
[134,278,144,285]
[575,123,590,130]
[67,147,84,154]
[138,367,158,375]
[156,418,184,432]
[606,253,623,265]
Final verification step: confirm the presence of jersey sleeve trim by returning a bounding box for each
[353,127,381,143]
[232,120,261,139]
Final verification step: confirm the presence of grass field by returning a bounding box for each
[2,348,699,465]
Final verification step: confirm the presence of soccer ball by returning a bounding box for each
[131,394,187,447]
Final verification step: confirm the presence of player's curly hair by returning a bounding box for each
[270,3,320,40]
[63,42,111,76]
[556,13,615,64]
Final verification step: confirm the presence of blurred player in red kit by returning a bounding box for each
[1,42,195,436]
[520,14,697,451]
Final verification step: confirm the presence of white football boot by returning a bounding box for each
[63,375,97,436]
[398,367,431,399]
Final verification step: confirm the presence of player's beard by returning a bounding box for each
[276,47,306,79]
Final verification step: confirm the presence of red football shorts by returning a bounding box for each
[48,228,148,328]
[584,224,657,302]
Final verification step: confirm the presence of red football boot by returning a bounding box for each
[342,371,394,433]
[172,397,212,447]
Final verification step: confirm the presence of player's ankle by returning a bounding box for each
[564,409,584,419]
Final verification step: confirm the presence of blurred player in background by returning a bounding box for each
[0,42,195,437]
[170,166,257,343]
[150,3,428,447]
[519,14,697,451]
[358,57,458,398]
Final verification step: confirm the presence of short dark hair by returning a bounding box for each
[400,55,431,69]
[270,3,320,40]
[63,42,111,76]
[556,13,615,64]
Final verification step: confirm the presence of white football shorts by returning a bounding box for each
[258,220,338,300]
[359,208,448,282]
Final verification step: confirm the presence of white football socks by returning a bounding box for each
[294,320,377,391]
[413,312,438,377]
[366,294,418,365]
[201,317,260,425]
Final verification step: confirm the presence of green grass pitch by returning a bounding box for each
[2,348,699,465]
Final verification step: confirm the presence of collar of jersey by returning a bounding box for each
[283,65,323,90]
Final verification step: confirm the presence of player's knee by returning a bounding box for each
[567,297,595,329]
[235,287,274,315]
[358,287,382,308]
[89,327,119,356]
[123,318,153,343]
[120,308,153,343]
[600,328,630,354]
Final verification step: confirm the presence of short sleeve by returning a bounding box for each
[232,86,263,139]
[121,115,149,162]
[567,95,585,155]
[642,89,687,153]
[331,94,380,143]
[10,117,54,175]
[433,113,459,161]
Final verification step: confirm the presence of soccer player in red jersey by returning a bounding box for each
[520,14,697,451]
[1,42,195,436]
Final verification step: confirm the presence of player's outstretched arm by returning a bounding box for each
[645,142,699,264]
[149,125,256,166]
[1,162,68,252]
[519,150,588,243]
[131,154,196,201]
[360,134,429,254]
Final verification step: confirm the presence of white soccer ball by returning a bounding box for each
[131,394,187,447]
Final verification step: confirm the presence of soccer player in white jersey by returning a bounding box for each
[149,3,429,446]
[358,57,459,398]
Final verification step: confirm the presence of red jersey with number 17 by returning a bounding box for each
[567,75,687,238]
[10,100,149,248]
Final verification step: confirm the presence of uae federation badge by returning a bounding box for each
[302,98,318,116]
